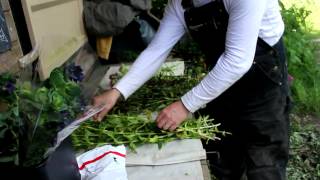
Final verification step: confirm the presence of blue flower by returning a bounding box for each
[66,63,84,82]
[3,80,16,94]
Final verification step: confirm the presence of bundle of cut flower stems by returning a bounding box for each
[73,113,227,151]
[72,65,228,151]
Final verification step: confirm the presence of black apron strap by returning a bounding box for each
[184,0,228,68]
[181,0,194,9]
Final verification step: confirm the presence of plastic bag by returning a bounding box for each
[77,145,127,180]
[136,17,156,45]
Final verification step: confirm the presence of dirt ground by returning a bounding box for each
[309,115,320,129]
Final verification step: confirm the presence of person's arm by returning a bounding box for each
[114,0,186,99]
[93,0,186,121]
[181,0,268,113]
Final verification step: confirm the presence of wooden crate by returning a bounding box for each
[21,0,87,80]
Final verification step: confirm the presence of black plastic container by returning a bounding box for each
[1,138,81,180]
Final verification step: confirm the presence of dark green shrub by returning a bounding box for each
[151,0,168,19]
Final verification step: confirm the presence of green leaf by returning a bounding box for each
[0,155,16,163]
[50,91,66,111]
[0,126,8,138]
[12,107,19,117]
[49,68,66,88]
[0,112,9,121]
[35,87,49,104]
[65,82,81,97]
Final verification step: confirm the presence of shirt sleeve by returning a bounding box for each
[114,0,186,99]
[181,0,268,113]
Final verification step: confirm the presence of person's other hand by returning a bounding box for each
[92,88,121,121]
[156,100,190,131]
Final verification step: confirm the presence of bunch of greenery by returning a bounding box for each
[72,63,227,152]
[111,64,206,114]
[0,64,84,167]
[73,114,227,151]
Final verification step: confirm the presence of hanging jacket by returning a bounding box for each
[83,0,152,37]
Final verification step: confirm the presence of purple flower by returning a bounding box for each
[66,63,84,82]
[3,81,16,94]
[288,74,294,86]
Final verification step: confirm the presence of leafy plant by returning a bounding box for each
[0,74,20,165]
[18,69,84,167]
[0,66,85,167]
[281,3,320,115]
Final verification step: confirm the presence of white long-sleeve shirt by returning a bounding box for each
[114,0,285,113]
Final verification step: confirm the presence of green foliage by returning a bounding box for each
[0,68,83,167]
[281,0,320,32]
[110,63,206,113]
[281,3,320,115]
[116,50,139,62]
[287,115,320,180]
[72,64,224,151]
[151,0,168,19]
[0,74,20,165]
[172,39,204,61]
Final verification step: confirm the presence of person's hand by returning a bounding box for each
[92,88,121,121]
[156,100,190,131]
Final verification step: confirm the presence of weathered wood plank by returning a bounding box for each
[0,0,10,11]
[4,11,18,42]
[0,40,22,74]
[201,160,212,180]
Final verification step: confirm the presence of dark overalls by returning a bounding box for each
[182,0,291,179]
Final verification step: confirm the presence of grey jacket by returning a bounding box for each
[84,0,152,36]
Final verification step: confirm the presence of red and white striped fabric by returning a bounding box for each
[77,145,127,180]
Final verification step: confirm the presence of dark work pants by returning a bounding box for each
[198,39,291,180]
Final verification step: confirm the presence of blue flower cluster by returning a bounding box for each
[65,63,84,82]
[0,75,16,95]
